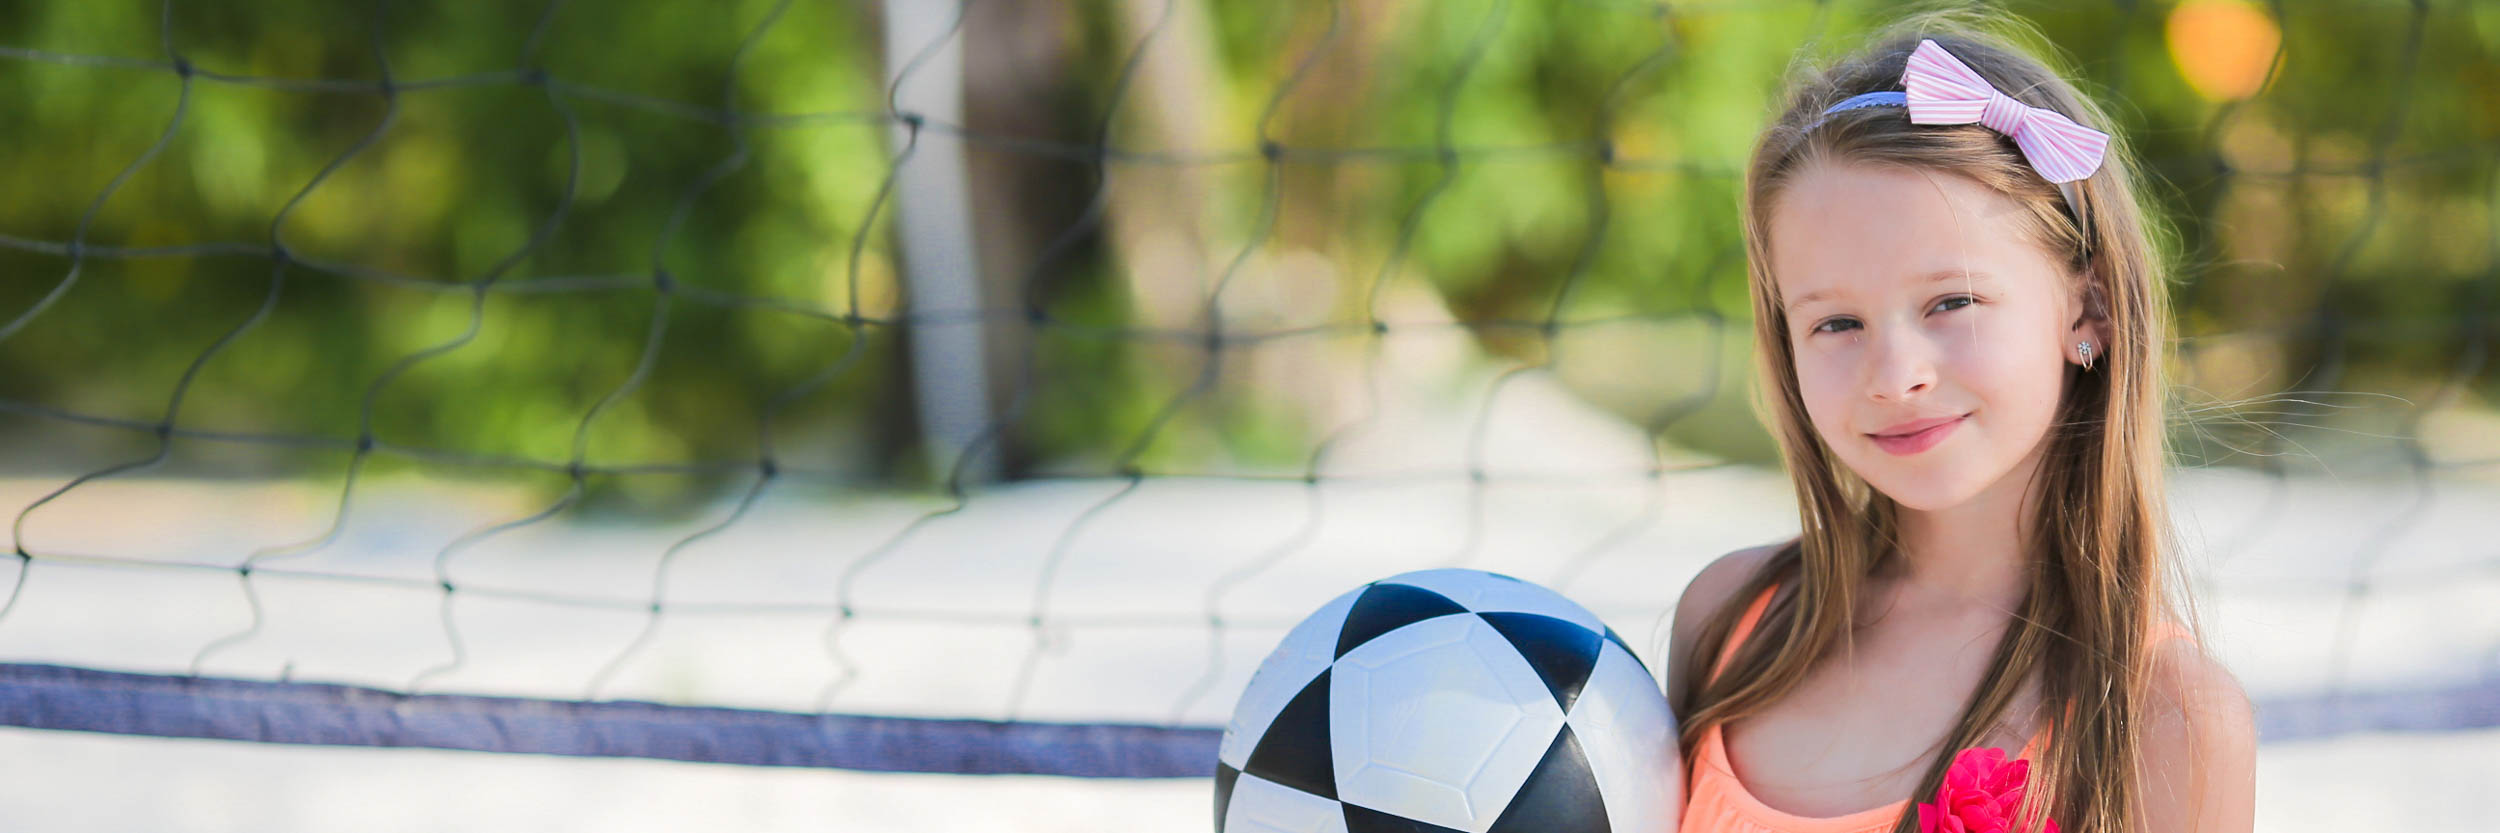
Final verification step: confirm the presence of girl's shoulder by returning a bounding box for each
[2140,616,2245,721]
[1666,541,1786,688]
[2133,622,2257,829]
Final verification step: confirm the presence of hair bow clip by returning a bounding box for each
[1901,38,2108,184]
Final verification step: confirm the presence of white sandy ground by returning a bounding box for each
[0,466,2493,722]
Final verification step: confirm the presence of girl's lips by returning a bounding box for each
[1869,414,1966,455]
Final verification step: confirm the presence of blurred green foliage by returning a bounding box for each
[1,0,2493,515]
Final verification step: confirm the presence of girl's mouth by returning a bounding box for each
[1869,414,1967,456]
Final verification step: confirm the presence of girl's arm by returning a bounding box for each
[2132,640,2258,833]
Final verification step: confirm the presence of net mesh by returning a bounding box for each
[0,0,2494,777]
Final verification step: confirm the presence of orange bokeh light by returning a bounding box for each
[2166,0,2284,102]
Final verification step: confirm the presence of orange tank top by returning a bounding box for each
[1676,584,2192,833]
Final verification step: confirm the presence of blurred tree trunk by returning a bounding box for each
[884,0,999,484]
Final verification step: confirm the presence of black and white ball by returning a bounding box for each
[1216,568,1681,833]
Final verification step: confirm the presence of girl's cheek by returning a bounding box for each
[1792,353,1852,439]
[1798,342,1859,401]
[1956,314,2037,389]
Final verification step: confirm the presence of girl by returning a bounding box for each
[1667,13,2255,833]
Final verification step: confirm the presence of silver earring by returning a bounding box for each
[2076,341,2095,371]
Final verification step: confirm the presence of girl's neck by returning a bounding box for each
[1884,437,2051,614]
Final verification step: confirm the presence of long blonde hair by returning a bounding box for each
[1673,11,2194,833]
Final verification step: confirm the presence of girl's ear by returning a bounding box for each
[2067,276,2112,367]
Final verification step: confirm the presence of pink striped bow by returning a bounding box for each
[1902,39,2108,183]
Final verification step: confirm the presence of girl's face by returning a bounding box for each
[1767,161,2096,512]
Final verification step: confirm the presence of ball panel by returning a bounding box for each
[1478,612,1603,713]
[1245,668,1339,801]
[1342,802,1472,833]
[1331,614,1566,833]
[1225,770,1355,833]
[1217,763,1242,833]
[1379,569,1608,634]
[1601,625,1647,675]
[1223,588,1361,768]
[1562,640,1682,833]
[1334,582,1471,659]
[1484,725,1611,833]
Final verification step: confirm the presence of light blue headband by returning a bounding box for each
[1805,91,1909,132]
[1804,90,2092,252]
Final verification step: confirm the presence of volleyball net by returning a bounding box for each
[0,0,2494,778]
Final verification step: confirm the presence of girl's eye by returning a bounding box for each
[1807,296,1974,336]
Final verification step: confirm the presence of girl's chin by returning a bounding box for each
[1886,491,1982,513]
[1861,472,1990,512]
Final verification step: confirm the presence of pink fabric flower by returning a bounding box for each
[1914,747,2059,833]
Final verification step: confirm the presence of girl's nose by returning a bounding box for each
[1867,328,1937,402]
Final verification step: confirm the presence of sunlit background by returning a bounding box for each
[1,0,2495,830]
